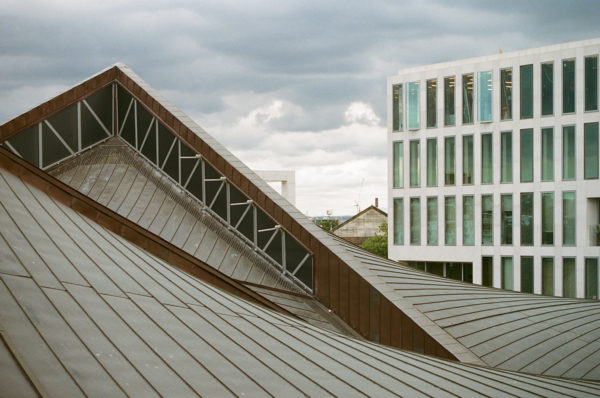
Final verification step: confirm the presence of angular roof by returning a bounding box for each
[332,205,387,234]
[1,63,600,387]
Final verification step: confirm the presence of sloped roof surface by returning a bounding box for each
[1,166,600,397]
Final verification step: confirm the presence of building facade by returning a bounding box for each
[388,38,600,299]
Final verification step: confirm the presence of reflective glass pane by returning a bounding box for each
[502,257,513,290]
[410,197,421,245]
[585,258,599,299]
[427,262,443,276]
[563,258,576,298]
[500,68,512,120]
[520,193,533,245]
[392,141,404,188]
[393,198,404,245]
[444,76,455,126]
[501,194,513,244]
[541,128,554,181]
[584,122,599,179]
[481,133,493,184]
[463,263,473,283]
[563,59,576,113]
[542,257,554,296]
[426,138,437,186]
[563,125,576,180]
[42,122,71,168]
[501,131,512,183]
[478,71,492,122]
[463,196,474,245]
[445,196,456,245]
[585,56,598,111]
[426,79,437,128]
[407,81,420,130]
[520,64,533,119]
[444,136,455,185]
[562,191,576,245]
[541,192,554,245]
[6,125,40,167]
[447,263,462,281]
[392,84,403,131]
[462,73,474,124]
[462,135,473,185]
[520,129,533,182]
[541,62,554,116]
[482,256,493,287]
[481,194,493,245]
[410,140,420,187]
[521,257,534,293]
[427,197,438,245]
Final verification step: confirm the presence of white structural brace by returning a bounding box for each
[255,170,296,206]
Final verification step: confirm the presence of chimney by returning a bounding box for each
[375,197,379,208]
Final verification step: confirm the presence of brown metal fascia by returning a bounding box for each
[0,67,119,142]
[0,147,299,319]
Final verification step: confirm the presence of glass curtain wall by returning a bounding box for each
[410,140,420,187]
[501,194,513,244]
[426,79,437,128]
[392,84,403,131]
[410,197,421,245]
[500,68,512,120]
[407,81,420,129]
[501,131,513,183]
[563,258,576,298]
[427,138,437,186]
[393,198,404,245]
[521,257,534,293]
[427,197,438,245]
[392,141,403,188]
[482,256,493,287]
[462,73,474,124]
[563,59,575,113]
[520,129,533,182]
[445,196,456,245]
[444,76,455,126]
[541,192,554,245]
[563,126,575,180]
[478,71,492,122]
[463,135,474,184]
[463,196,474,245]
[542,257,554,295]
[502,257,514,290]
[481,194,493,245]
[541,127,554,181]
[445,137,455,185]
[585,56,598,111]
[584,122,599,179]
[481,133,493,183]
[521,193,533,245]
[563,191,576,245]
[586,258,599,299]
[520,64,533,119]
[541,62,554,116]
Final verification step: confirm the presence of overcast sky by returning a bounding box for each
[2,1,600,216]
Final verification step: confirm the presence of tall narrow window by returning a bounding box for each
[501,257,514,290]
[563,258,576,298]
[445,196,456,245]
[427,138,437,186]
[407,81,420,129]
[478,71,492,122]
[542,257,554,296]
[501,131,512,183]
[444,136,455,185]
[541,62,554,116]
[410,197,421,245]
[463,135,474,184]
[482,256,493,287]
[563,59,576,113]
[410,140,420,187]
[481,133,493,184]
[586,258,599,299]
[463,195,474,245]
[563,126,575,180]
[426,79,437,128]
[481,194,493,245]
[427,197,438,245]
[393,198,404,245]
[563,191,576,245]
[392,141,404,188]
[444,76,455,126]
[392,84,403,131]
[585,56,598,111]
[542,192,554,245]
[520,128,533,182]
[521,257,534,293]
[462,73,474,124]
[584,122,599,179]
[521,193,533,245]
[541,127,554,181]
[501,194,513,245]
[500,68,512,120]
[520,64,533,119]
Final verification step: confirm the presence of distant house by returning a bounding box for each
[332,205,387,245]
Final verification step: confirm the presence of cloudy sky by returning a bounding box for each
[2,1,600,216]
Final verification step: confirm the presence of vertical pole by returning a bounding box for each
[77,102,82,152]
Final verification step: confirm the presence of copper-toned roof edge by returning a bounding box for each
[0,146,299,319]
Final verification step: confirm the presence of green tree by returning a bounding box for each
[361,222,388,257]
[315,218,339,231]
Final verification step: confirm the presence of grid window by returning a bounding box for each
[502,257,514,290]
[463,195,474,245]
[392,84,404,131]
[500,68,512,120]
[542,257,554,296]
[501,131,512,183]
[520,128,533,182]
[521,193,534,246]
[393,198,404,245]
[444,76,455,126]
[481,194,493,245]
[521,257,534,294]
[462,73,474,124]
[407,81,420,129]
[563,258,576,298]
[445,196,456,245]
[541,192,554,245]
[463,135,474,185]
[584,122,599,179]
[410,140,420,187]
[392,141,404,188]
[445,136,455,185]
[585,56,598,111]
[586,258,599,299]
[541,62,554,116]
[478,71,492,122]
[501,194,513,245]
[482,256,493,287]
[481,133,493,184]
[427,197,438,245]
[562,191,576,245]
[410,197,421,245]
[426,79,437,128]
[563,59,576,113]
[541,127,554,181]
[520,64,533,119]
[563,126,576,180]
[427,138,437,186]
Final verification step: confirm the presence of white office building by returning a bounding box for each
[387,37,600,298]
